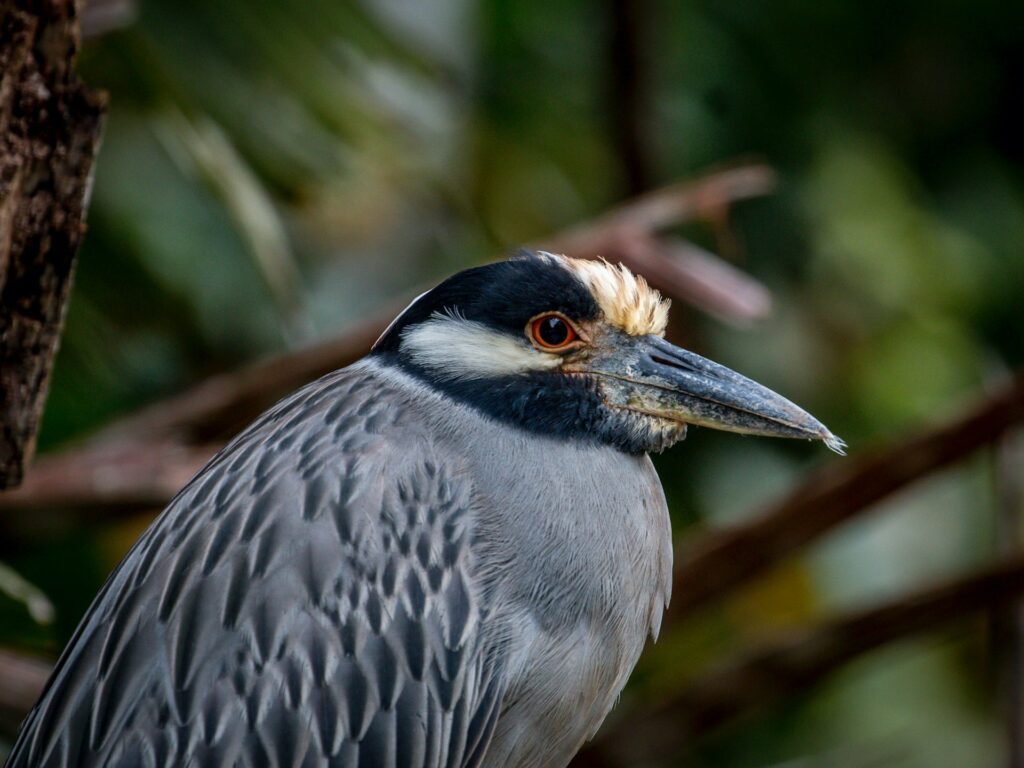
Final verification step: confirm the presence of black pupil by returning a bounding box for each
[538,316,569,346]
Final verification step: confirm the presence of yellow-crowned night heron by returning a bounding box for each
[5,252,842,768]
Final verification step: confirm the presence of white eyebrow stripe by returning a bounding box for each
[400,313,560,380]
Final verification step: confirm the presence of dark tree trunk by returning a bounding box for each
[0,0,105,488]
[607,0,654,196]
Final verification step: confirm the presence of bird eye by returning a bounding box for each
[529,313,577,350]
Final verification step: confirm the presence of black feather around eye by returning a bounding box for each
[372,252,598,354]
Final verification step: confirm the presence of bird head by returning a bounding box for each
[372,251,844,455]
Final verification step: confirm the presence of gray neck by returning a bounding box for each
[361,357,671,633]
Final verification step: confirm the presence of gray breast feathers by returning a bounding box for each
[6,367,504,768]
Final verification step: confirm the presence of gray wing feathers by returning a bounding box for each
[6,367,504,768]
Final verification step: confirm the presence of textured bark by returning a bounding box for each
[0,0,105,488]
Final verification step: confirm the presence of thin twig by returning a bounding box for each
[541,162,777,258]
[578,556,1024,766]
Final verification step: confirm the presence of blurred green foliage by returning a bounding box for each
[3,0,1023,765]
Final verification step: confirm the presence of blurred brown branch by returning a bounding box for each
[579,555,1024,766]
[542,162,776,257]
[670,371,1024,619]
[0,441,217,524]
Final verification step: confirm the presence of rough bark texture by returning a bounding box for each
[0,0,105,488]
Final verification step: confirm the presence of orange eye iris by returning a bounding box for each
[530,314,577,350]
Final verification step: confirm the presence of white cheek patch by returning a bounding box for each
[400,313,561,380]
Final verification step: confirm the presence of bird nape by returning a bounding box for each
[4,251,842,768]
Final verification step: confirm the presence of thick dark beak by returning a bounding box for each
[591,334,845,453]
